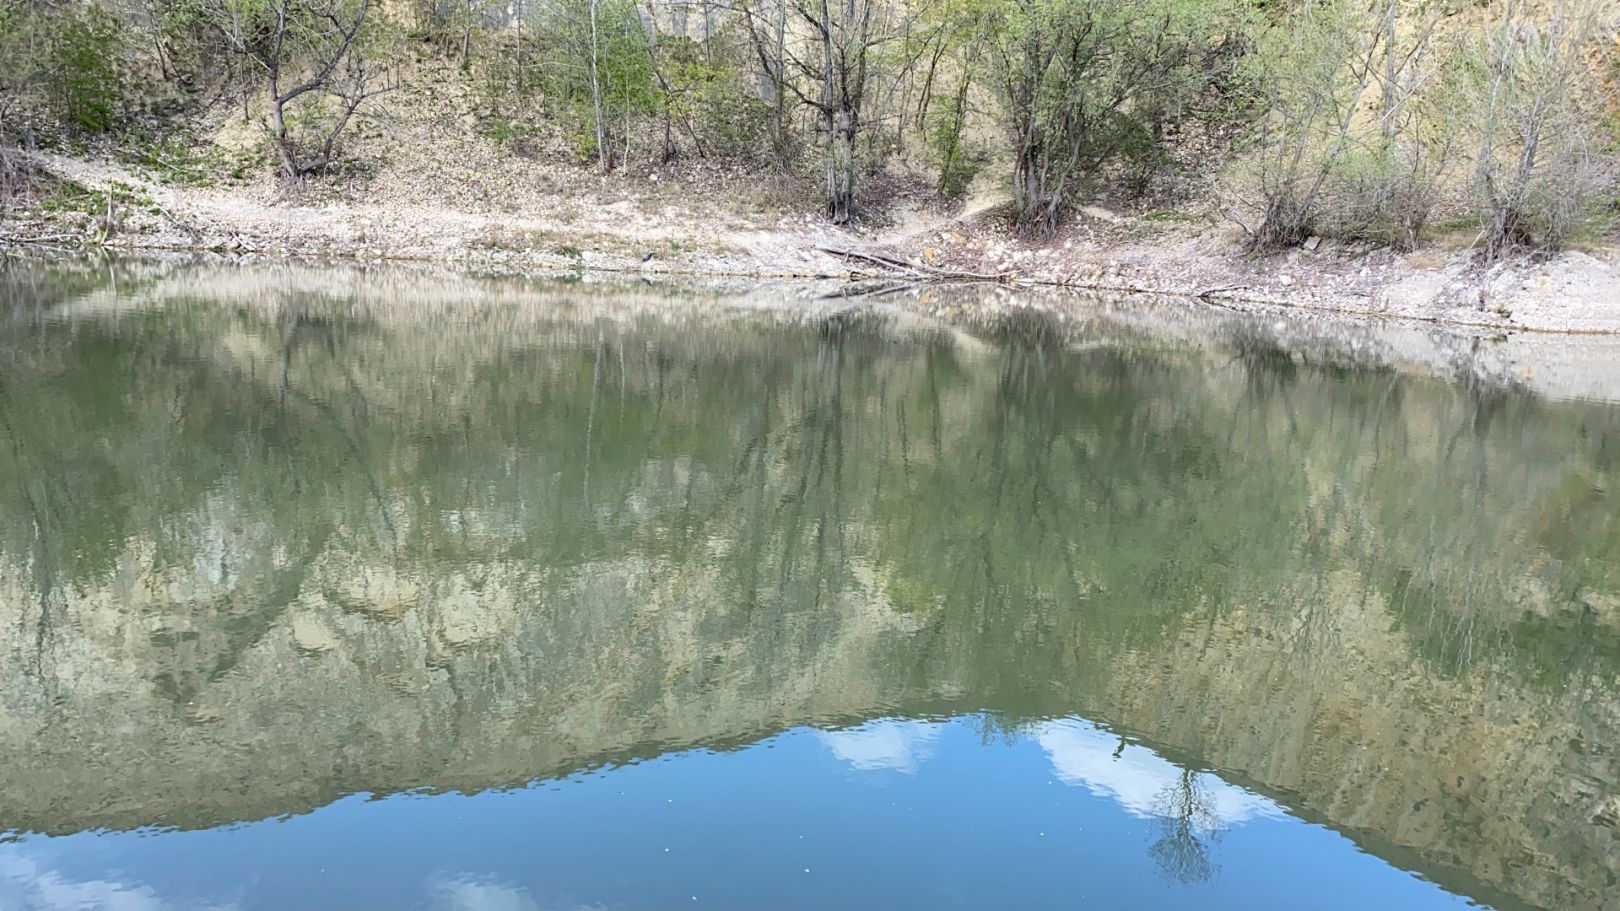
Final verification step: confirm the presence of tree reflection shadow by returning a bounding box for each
[1149,768,1220,885]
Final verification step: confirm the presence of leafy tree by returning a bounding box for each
[540,0,659,172]
[49,8,124,133]
[976,0,1247,235]
[909,0,985,197]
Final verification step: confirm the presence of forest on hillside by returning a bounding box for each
[1,0,1617,258]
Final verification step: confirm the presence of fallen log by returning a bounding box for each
[814,279,917,301]
[1195,284,1251,301]
[0,232,80,245]
[815,243,1008,282]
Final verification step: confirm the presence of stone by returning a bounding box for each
[290,613,339,654]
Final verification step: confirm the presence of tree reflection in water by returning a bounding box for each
[1149,768,1221,885]
[0,260,1617,911]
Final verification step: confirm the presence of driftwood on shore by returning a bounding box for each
[815,243,1008,282]
[0,232,80,246]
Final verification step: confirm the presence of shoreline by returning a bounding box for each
[4,151,1620,336]
[10,234,1620,338]
[12,254,1620,407]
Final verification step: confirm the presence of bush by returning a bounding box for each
[2,0,127,137]
[49,10,124,134]
[538,0,659,170]
[979,0,1248,235]
[0,0,41,134]
[142,0,227,84]
[659,37,777,165]
[1318,139,1449,250]
[0,143,36,207]
[1451,0,1614,259]
[1237,0,1450,252]
[924,87,983,198]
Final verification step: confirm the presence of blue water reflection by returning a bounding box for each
[0,715,1482,911]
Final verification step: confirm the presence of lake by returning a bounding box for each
[1,258,1618,911]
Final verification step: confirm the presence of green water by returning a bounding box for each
[0,258,1617,910]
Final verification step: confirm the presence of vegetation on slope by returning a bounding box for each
[0,0,1616,257]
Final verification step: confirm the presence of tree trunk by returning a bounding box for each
[1380,0,1398,139]
[827,106,855,224]
[1007,26,1059,235]
[936,73,971,194]
[817,0,856,224]
[772,1,788,169]
[515,0,525,85]
[267,79,300,182]
[589,0,610,173]
[1012,137,1062,236]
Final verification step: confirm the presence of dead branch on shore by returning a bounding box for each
[0,232,80,245]
[1196,284,1251,299]
[813,280,918,301]
[815,243,1008,282]
[156,206,203,243]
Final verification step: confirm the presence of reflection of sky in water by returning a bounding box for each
[816,720,942,774]
[427,874,542,911]
[821,718,1279,832]
[0,715,1483,911]
[1033,719,1283,830]
[0,851,238,911]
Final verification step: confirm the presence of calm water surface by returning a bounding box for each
[1,260,1618,911]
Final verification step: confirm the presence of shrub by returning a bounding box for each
[1238,0,1450,252]
[49,10,124,133]
[978,0,1249,235]
[1451,0,1614,259]
[538,0,659,171]
[1,1,126,137]
[1318,137,1450,250]
[659,37,777,165]
[924,87,983,198]
[0,0,42,147]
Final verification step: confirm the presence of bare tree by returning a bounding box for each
[737,0,795,170]
[737,0,888,222]
[803,0,872,223]
[1149,768,1219,885]
[1461,0,1610,260]
[211,0,395,181]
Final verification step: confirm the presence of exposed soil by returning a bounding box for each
[4,143,1619,334]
